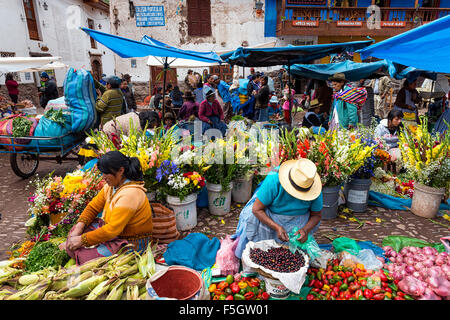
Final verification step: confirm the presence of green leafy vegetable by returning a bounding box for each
[24,241,70,273]
[12,117,32,137]
[44,108,68,128]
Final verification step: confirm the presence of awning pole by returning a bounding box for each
[288,62,292,127]
[162,57,168,122]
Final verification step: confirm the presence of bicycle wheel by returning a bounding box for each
[10,153,39,179]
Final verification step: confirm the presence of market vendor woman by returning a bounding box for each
[64,151,153,254]
[233,158,323,259]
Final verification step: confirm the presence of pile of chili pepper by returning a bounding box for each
[208,274,270,300]
[306,259,414,300]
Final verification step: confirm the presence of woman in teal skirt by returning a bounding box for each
[233,158,323,259]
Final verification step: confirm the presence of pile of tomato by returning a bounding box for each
[208,274,270,300]
[306,259,414,300]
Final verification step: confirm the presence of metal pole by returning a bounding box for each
[288,62,292,127]
[162,57,168,122]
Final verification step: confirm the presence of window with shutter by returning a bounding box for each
[23,0,40,40]
[88,19,97,49]
[187,0,212,37]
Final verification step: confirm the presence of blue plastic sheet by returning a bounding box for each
[358,15,450,73]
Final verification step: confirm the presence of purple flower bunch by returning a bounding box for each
[156,160,179,182]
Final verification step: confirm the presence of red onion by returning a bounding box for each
[396,255,403,264]
[383,246,393,252]
[415,254,426,262]
[390,251,397,258]
[435,256,445,266]
[439,252,449,258]
[422,246,435,256]
[441,264,450,276]
[405,265,415,274]
[405,257,415,266]
[392,271,403,281]
[408,246,419,254]
[387,264,395,272]
[427,275,440,288]
[414,262,424,271]
[400,247,409,256]
[389,257,396,263]
[423,258,434,268]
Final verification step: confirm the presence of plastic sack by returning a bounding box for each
[241,240,309,294]
[44,97,69,113]
[63,68,97,133]
[382,235,446,253]
[288,228,322,261]
[215,235,240,276]
[339,249,383,271]
[30,115,75,147]
[333,237,360,255]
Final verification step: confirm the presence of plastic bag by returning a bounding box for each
[288,227,322,261]
[356,249,383,271]
[215,235,240,276]
[310,250,336,269]
[333,237,360,255]
[382,235,446,253]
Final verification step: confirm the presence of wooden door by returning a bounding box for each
[23,0,40,40]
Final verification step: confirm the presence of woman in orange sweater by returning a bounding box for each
[65,151,153,253]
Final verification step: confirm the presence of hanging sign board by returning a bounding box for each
[135,6,165,27]
[292,20,319,27]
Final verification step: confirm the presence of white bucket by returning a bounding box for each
[206,182,233,216]
[166,193,198,231]
[261,276,290,300]
[232,175,253,204]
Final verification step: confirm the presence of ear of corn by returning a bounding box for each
[24,280,51,300]
[85,279,111,300]
[6,280,47,300]
[18,274,42,286]
[105,279,126,300]
[62,275,107,299]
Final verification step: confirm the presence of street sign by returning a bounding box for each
[292,20,319,27]
[337,21,363,27]
[135,6,165,27]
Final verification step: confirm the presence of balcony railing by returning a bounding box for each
[277,6,450,36]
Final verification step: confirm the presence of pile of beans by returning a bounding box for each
[249,247,305,273]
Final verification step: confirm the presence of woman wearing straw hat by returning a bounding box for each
[233,158,323,259]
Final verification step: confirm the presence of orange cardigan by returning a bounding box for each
[77,181,153,247]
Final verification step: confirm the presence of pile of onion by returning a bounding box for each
[383,246,450,300]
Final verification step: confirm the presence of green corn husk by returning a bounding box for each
[111,252,136,268]
[0,267,22,285]
[125,278,146,288]
[24,280,51,300]
[126,285,140,300]
[64,258,76,269]
[6,280,48,300]
[138,285,147,296]
[105,279,126,300]
[0,289,13,299]
[139,291,147,300]
[62,275,107,299]
[43,291,59,300]
[85,279,111,300]
[52,270,94,292]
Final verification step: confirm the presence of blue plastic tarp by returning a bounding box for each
[220,40,374,67]
[288,60,437,82]
[358,15,450,73]
[368,190,450,212]
[81,28,223,64]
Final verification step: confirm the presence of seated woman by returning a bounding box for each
[64,151,153,255]
[178,90,199,121]
[198,88,228,136]
[302,99,327,131]
[374,109,404,162]
[233,158,323,259]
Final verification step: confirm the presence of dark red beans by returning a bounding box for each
[249,247,304,273]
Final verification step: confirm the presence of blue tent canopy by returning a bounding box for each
[220,39,374,67]
[288,60,437,82]
[358,15,450,74]
[80,28,223,64]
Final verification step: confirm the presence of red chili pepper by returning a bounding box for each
[385,287,392,293]
[364,289,373,299]
[381,281,388,288]
[306,294,315,300]
[314,281,323,289]
[309,279,316,288]
[394,279,400,285]
[373,293,385,300]
[343,291,352,300]
[230,282,240,294]
[355,289,363,300]
[379,273,388,282]
[372,286,382,294]
[261,292,270,300]
[244,292,255,300]
[225,295,234,300]
[394,296,404,300]
[397,291,405,298]
[249,278,260,288]
[359,279,367,287]
[217,281,229,291]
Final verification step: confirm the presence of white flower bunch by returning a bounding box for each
[167,174,189,190]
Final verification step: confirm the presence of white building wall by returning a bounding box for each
[0,0,114,86]
[109,0,283,83]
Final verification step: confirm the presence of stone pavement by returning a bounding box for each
[0,151,448,261]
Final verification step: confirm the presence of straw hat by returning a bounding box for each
[278,158,322,201]
[305,98,323,110]
[328,73,349,83]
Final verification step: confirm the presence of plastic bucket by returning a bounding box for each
[411,183,445,218]
[166,194,198,231]
[260,275,290,300]
[322,185,341,220]
[146,266,203,300]
[206,182,233,216]
[232,176,253,204]
[345,178,372,213]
